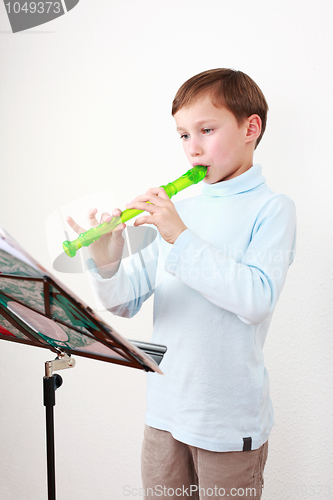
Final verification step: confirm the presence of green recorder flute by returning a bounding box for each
[63,165,207,257]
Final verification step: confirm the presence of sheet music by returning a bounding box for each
[0,226,164,374]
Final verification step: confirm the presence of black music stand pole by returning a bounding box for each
[43,353,75,500]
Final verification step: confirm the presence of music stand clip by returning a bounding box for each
[45,352,76,378]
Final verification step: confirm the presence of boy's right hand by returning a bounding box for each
[66,208,126,278]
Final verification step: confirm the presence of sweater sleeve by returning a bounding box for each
[86,229,160,318]
[164,194,297,325]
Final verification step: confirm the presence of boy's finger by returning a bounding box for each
[133,216,152,227]
[112,208,122,217]
[87,208,100,227]
[65,216,85,235]
[113,222,126,233]
[100,211,125,238]
[127,191,168,207]
[100,210,125,235]
[126,197,165,213]
[100,211,113,224]
[146,187,170,200]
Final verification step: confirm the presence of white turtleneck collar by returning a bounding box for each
[201,164,266,197]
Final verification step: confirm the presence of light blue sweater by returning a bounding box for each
[88,164,297,452]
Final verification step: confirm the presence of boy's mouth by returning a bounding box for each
[194,164,210,174]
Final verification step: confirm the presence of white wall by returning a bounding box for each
[0,1,332,498]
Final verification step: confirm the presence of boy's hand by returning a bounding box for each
[65,208,126,277]
[125,187,187,244]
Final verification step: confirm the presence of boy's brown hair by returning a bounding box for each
[172,68,268,148]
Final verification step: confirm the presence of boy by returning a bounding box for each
[67,69,296,499]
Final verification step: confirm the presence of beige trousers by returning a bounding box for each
[141,425,268,500]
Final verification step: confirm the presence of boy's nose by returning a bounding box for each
[189,139,203,157]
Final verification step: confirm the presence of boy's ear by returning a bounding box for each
[245,114,261,144]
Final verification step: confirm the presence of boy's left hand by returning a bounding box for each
[125,187,187,244]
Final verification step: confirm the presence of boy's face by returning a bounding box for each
[174,94,255,184]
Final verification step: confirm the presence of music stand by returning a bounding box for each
[0,227,166,500]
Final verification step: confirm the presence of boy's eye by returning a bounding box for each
[180,133,190,140]
[203,128,213,134]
